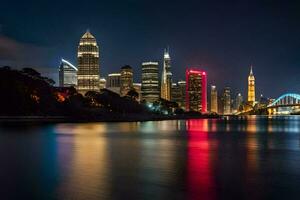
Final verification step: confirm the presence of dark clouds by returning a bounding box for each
[0,35,53,66]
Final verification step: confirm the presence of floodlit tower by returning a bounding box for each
[248,66,255,103]
[210,85,218,113]
[161,48,172,101]
[185,68,207,113]
[77,30,100,94]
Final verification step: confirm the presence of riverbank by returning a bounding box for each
[0,113,220,123]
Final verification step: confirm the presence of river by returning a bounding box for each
[0,116,300,199]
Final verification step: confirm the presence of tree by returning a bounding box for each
[126,88,139,100]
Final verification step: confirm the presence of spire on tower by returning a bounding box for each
[250,65,253,76]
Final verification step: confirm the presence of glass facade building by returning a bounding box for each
[141,62,160,103]
[59,58,78,87]
[223,87,231,115]
[171,81,186,109]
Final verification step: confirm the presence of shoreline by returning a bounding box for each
[0,114,221,123]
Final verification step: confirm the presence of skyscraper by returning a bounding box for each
[77,30,100,94]
[120,65,133,96]
[248,66,255,103]
[59,58,78,87]
[186,68,207,113]
[141,62,160,103]
[171,83,181,103]
[106,73,121,94]
[161,48,172,101]
[210,85,218,113]
[223,87,231,115]
[171,81,186,109]
[234,93,243,112]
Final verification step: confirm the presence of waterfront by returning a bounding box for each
[0,116,300,199]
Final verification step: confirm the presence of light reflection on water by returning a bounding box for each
[0,116,300,199]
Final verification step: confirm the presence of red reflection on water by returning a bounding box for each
[186,119,216,200]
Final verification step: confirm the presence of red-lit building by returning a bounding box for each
[186,68,207,113]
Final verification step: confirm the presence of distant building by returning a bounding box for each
[99,78,106,90]
[210,85,218,113]
[177,81,186,109]
[171,81,186,109]
[59,58,78,87]
[171,83,180,102]
[222,87,231,115]
[161,48,172,101]
[107,73,121,94]
[133,83,142,102]
[248,66,255,103]
[185,68,207,113]
[234,93,243,112]
[77,30,100,94]
[141,62,160,103]
[120,65,133,96]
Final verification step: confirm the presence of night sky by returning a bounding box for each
[1,0,300,98]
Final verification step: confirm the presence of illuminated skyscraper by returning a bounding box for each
[222,87,231,115]
[161,48,172,101]
[77,30,100,94]
[141,62,160,102]
[120,65,133,96]
[248,66,255,103]
[185,68,207,113]
[234,93,243,112]
[59,58,78,87]
[171,83,180,103]
[210,85,218,113]
[107,73,121,94]
[171,81,186,109]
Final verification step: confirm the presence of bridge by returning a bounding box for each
[267,93,300,114]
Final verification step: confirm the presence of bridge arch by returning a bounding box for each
[268,93,300,107]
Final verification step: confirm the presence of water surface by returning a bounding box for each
[0,116,300,199]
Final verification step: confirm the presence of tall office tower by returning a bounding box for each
[223,87,231,115]
[171,83,181,102]
[185,68,207,113]
[59,58,78,87]
[160,48,172,101]
[210,85,218,113]
[99,78,106,90]
[106,73,121,94]
[171,81,186,109]
[133,83,142,102]
[234,93,243,112]
[248,66,255,103]
[120,65,133,96]
[141,62,160,103]
[177,81,186,109]
[77,30,100,94]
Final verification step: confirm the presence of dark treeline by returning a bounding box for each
[0,66,148,117]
